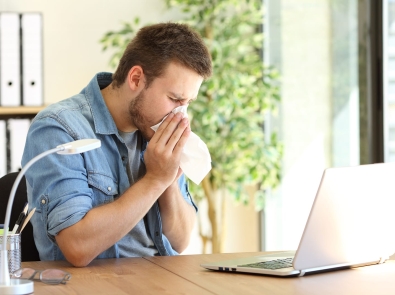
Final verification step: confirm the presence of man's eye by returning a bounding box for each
[169,96,192,105]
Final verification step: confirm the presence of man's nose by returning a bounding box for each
[179,100,189,106]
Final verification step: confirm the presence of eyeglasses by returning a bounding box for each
[11,268,71,285]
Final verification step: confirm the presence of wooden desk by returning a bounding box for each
[22,252,395,295]
[22,257,210,295]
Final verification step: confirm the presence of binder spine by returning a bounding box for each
[0,120,6,177]
[19,14,23,106]
[5,119,10,174]
[0,12,21,107]
[21,13,43,106]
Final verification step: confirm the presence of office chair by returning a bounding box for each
[0,172,40,261]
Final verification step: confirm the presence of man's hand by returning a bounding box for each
[144,112,190,187]
[144,112,195,253]
[56,113,192,266]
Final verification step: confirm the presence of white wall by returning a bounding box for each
[0,0,179,104]
[183,189,260,255]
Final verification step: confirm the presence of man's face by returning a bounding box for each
[129,62,203,140]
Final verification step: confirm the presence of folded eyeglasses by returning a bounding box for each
[11,268,71,285]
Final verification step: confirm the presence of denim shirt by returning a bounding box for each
[21,72,197,261]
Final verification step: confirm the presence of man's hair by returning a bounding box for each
[112,22,212,88]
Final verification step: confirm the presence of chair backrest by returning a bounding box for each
[0,172,40,261]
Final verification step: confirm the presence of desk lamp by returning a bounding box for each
[0,139,101,294]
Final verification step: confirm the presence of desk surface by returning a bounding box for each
[22,252,395,295]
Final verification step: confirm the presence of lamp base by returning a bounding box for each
[0,279,34,295]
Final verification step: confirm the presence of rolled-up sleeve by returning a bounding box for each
[46,183,93,238]
[22,116,95,240]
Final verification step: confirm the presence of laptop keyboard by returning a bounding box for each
[238,258,294,270]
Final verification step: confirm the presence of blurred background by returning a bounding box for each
[0,0,391,255]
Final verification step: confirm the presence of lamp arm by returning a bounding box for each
[1,146,63,284]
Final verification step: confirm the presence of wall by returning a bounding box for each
[183,189,260,255]
[0,0,178,104]
[222,191,260,253]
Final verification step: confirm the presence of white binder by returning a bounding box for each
[0,120,6,177]
[21,13,43,106]
[0,13,21,106]
[8,118,30,172]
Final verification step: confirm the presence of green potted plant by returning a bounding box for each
[100,0,282,253]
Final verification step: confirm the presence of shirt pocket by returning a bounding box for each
[87,172,119,206]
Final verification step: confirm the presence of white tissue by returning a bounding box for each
[150,106,212,184]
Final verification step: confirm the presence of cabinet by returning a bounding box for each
[0,106,45,176]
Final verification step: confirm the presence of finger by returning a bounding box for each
[170,119,190,155]
[176,167,184,179]
[152,113,175,143]
[156,113,185,146]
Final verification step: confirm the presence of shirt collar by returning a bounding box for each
[84,72,119,135]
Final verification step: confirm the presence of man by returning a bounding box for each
[22,22,212,267]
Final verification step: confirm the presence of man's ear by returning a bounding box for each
[127,66,145,91]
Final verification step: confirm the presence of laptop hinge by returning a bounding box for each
[298,270,306,277]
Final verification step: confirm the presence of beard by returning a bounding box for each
[128,89,155,140]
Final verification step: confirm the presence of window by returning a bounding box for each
[263,0,362,250]
[384,0,395,162]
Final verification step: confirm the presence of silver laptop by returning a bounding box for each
[201,163,395,276]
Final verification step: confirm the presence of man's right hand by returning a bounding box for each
[144,112,190,188]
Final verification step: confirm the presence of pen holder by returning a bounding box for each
[0,233,21,273]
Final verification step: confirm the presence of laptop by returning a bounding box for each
[201,162,395,277]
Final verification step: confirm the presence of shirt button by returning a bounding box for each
[107,186,112,191]
[41,199,46,204]
[122,156,127,161]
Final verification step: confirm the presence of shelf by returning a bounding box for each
[0,106,45,115]
[0,106,46,119]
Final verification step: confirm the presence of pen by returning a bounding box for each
[11,202,28,234]
[17,207,36,234]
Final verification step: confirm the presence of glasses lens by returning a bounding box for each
[40,269,70,285]
[11,268,36,279]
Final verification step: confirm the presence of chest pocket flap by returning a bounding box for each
[88,172,119,197]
